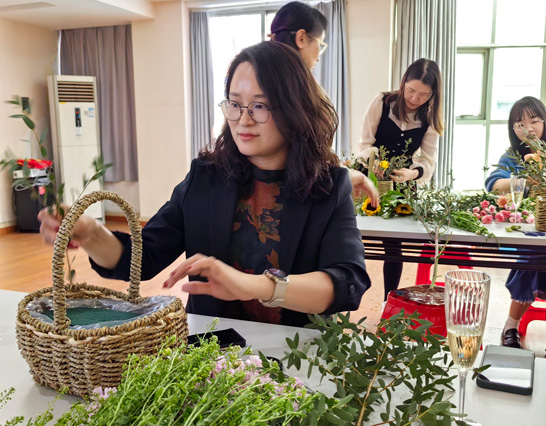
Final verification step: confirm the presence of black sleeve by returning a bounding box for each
[318,168,371,315]
[91,160,198,281]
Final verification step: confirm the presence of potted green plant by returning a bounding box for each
[1,95,111,283]
[382,183,495,336]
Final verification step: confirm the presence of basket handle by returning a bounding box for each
[368,150,376,173]
[52,190,142,330]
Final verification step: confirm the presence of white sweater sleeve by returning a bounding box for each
[410,125,439,182]
[356,93,384,160]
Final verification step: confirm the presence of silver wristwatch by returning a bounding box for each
[259,268,289,307]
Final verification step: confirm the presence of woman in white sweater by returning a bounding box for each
[356,58,444,300]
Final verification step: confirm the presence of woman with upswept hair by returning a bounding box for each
[38,41,371,327]
[269,1,379,205]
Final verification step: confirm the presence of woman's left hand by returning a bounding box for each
[163,254,265,301]
[390,168,419,183]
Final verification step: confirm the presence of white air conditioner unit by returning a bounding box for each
[47,75,104,220]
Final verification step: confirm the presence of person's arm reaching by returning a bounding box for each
[38,207,124,269]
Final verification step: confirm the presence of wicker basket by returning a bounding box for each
[16,191,189,397]
[534,188,546,232]
[377,180,394,197]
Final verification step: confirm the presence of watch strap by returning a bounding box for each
[259,269,289,307]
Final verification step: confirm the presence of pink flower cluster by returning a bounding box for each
[471,200,534,224]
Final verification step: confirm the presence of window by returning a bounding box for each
[453,0,546,191]
[209,10,277,138]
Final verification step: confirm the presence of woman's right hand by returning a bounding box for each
[348,169,380,208]
[38,205,97,248]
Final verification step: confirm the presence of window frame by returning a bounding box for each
[454,0,546,189]
[207,7,280,138]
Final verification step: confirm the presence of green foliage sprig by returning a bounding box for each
[286,312,461,426]
[51,336,326,426]
[0,96,112,284]
[0,386,64,426]
[404,183,457,287]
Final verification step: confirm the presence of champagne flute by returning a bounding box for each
[510,174,526,218]
[445,270,491,422]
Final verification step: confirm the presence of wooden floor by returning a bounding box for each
[0,222,511,337]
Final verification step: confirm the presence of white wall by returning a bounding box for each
[0,18,58,228]
[132,0,192,220]
[0,0,393,227]
[346,0,393,154]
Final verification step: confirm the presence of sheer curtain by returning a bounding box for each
[190,12,214,159]
[393,0,457,187]
[315,0,350,157]
[61,25,138,182]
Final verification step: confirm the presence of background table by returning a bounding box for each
[357,216,546,271]
[1,289,544,425]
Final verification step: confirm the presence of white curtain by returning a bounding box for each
[315,0,350,157]
[190,12,214,159]
[393,0,457,187]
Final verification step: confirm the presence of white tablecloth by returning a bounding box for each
[1,290,544,425]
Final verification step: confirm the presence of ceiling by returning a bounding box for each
[0,0,175,31]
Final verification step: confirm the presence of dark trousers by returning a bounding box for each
[383,240,403,301]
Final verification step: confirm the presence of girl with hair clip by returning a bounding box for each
[353,58,444,301]
[485,96,546,349]
[38,41,371,327]
[270,1,379,205]
[269,1,328,71]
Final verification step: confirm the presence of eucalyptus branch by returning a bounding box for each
[4,96,112,286]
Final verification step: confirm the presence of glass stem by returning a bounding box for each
[459,369,469,419]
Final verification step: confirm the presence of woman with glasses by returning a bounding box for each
[485,96,546,349]
[38,41,371,327]
[269,1,328,71]
[353,58,444,301]
[270,1,379,205]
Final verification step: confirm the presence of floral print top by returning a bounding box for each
[224,166,284,324]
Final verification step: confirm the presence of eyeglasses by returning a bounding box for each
[290,30,328,55]
[219,99,273,124]
[513,119,544,132]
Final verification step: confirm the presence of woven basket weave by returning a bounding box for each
[377,180,394,197]
[16,191,189,397]
[533,188,546,232]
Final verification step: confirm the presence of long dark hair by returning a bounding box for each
[269,1,327,50]
[199,41,339,200]
[384,58,444,135]
[508,96,546,157]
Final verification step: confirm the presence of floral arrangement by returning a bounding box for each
[511,124,546,191]
[356,189,413,218]
[470,199,535,225]
[369,141,413,182]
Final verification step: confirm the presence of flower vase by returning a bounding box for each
[378,180,394,198]
[381,285,446,336]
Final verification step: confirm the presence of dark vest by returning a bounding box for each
[374,95,429,157]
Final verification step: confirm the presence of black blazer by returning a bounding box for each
[92,159,371,327]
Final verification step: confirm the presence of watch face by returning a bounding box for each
[268,268,287,279]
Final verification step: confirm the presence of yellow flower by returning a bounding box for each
[361,198,381,216]
[380,160,389,169]
[394,203,412,215]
